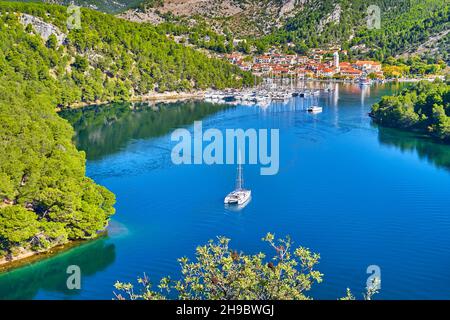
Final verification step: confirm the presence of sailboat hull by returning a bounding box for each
[224,190,251,205]
[225,157,251,206]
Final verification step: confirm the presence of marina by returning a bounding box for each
[204,80,335,110]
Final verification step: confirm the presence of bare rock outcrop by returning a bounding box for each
[19,13,66,45]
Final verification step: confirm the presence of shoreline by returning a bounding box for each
[58,90,207,111]
[268,78,432,84]
[0,233,107,274]
[0,242,77,273]
[57,79,436,111]
[370,119,450,145]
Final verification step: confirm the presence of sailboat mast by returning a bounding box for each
[240,162,244,189]
[236,162,243,190]
[236,151,244,190]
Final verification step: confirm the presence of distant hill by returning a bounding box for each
[0,1,253,106]
[272,0,449,61]
[6,0,144,13]
[121,0,449,62]
[120,0,307,36]
[8,0,449,62]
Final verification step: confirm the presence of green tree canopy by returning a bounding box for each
[114,233,323,300]
[371,80,450,142]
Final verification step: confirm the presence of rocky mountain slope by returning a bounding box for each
[7,0,143,13]
[121,0,310,36]
[8,0,449,62]
[121,0,449,61]
[13,0,311,35]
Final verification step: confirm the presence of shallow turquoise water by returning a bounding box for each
[2,83,450,300]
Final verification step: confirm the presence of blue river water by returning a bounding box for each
[1,82,450,300]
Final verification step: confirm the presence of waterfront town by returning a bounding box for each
[223,49,384,81]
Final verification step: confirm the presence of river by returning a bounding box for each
[1,83,450,300]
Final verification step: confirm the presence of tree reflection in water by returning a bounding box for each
[0,239,115,300]
[378,127,450,171]
[60,101,232,161]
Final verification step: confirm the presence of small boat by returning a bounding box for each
[359,77,372,86]
[271,92,291,102]
[236,92,254,101]
[307,106,323,113]
[301,90,311,97]
[255,95,271,103]
[224,161,251,206]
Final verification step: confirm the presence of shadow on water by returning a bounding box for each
[59,101,233,160]
[0,239,116,300]
[377,127,450,171]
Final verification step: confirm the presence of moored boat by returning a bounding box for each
[307,105,323,113]
[224,161,251,206]
[359,77,372,86]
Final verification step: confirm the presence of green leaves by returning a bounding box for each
[3,0,259,259]
[0,2,254,109]
[370,80,450,142]
[261,0,449,62]
[46,34,58,50]
[114,234,323,300]
[0,206,39,245]
[0,6,117,256]
[0,80,116,252]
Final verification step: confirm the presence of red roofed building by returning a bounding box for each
[294,68,307,78]
[317,67,336,77]
[353,60,382,73]
[340,66,363,78]
[297,56,308,64]
[252,63,272,73]
[237,60,251,71]
[272,65,290,76]
[255,55,271,64]
[225,53,242,64]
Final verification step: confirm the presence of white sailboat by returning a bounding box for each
[224,161,251,205]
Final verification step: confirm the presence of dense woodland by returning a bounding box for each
[381,56,447,78]
[151,0,449,66]
[12,1,450,64]
[0,2,254,107]
[0,1,253,258]
[0,3,119,255]
[9,0,144,13]
[0,70,116,257]
[262,0,449,62]
[371,80,450,142]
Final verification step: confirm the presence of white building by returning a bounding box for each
[333,51,340,72]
